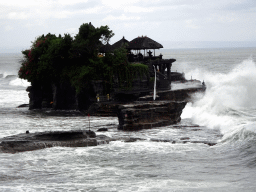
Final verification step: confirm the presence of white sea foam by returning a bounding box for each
[9,78,31,87]
[182,58,256,137]
[2,72,9,78]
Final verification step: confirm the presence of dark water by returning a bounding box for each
[1,49,256,191]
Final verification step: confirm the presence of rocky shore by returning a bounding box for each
[0,126,218,153]
[0,130,110,153]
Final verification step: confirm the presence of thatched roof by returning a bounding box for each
[111,36,129,50]
[99,42,112,53]
[128,36,163,50]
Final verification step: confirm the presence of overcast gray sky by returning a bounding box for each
[1,0,256,52]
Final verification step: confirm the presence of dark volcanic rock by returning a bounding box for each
[180,137,190,140]
[150,138,176,143]
[97,128,108,132]
[0,130,109,153]
[27,84,42,109]
[88,102,119,116]
[150,138,216,146]
[124,137,145,142]
[117,100,187,130]
[190,141,217,146]
[17,104,29,108]
[157,88,204,102]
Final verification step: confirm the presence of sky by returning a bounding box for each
[1,0,256,52]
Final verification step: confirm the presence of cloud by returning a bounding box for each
[81,6,106,14]
[66,27,79,36]
[5,25,13,31]
[123,6,154,13]
[125,21,161,31]
[103,14,141,21]
[51,10,73,19]
[0,0,88,7]
[1,0,256,49]
[185,19,200,29]
[56,0,88,6]
[1,0,91,20]
[7,12,30,20]
[101,0,141,9]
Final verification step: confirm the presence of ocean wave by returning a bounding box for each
[5,75,17,79]
[219,126,256,167]
[182,58,256,138]
[0,72,10,78]
[9,78,30,87]
[0,72,17,79]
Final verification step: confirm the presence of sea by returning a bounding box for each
[0,48,256,191]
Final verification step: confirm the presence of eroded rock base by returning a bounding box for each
[117,100,187,130]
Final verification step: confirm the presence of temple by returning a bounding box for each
[100,36,185,93]
[25,35,189,110]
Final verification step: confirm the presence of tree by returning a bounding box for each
[19,22,148,94]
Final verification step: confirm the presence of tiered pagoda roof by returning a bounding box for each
[99,36,163,52]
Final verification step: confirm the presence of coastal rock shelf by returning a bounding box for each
[117,101,187,130]
[0,130,110,153]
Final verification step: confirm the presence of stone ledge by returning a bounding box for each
[118,100,187,130]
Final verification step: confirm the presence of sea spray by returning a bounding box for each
[9,78,30,87]
[182,58,256,139]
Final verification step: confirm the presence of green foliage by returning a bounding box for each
[19,33,72,83]
[18,22,148,93]
[71,23,114,63]
[103,48,149,90]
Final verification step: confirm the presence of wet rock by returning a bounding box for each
[97,128,108,132]
[124,137,145,142]
[190,141,217,146]
[191,129,202,131]
[96,135,110,145]
[27,84,42,109]
[17,104,29,108]
[88,102,119,116]
[0,130,109,153]
[173,125,199,128]
[118,101,187,131]
[180,137,190,140]
[85,130,96,138]
[150,138,216,146]
[150,138,176,144]
[157,88,204,102]
[0,175,25,181]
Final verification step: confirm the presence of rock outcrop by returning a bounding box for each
[117,101,187,130]
[0,130,110,153]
